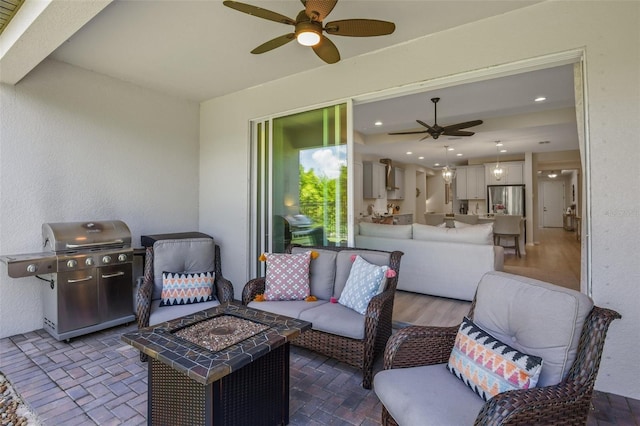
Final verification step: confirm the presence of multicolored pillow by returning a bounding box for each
[338,255,389,315]
[159,271,215,307]
[447,317,543,401]
[263,251,312,301]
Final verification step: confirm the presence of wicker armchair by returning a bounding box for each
[243,245,403,389]
[375,272,621,426]
[136,236,234,361]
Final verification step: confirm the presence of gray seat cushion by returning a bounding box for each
[149,299,220,326]
[298,302,366,340]
[374,363,484,426]
[152,238,216,300]
[247,300,328,319]
[473,271,594,386]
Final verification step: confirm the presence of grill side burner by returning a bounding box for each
[1,220,135,341]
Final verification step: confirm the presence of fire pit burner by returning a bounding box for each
[173,315,270,352]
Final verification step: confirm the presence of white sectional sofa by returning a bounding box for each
[355,222,504,301]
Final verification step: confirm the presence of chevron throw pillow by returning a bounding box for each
[447,316,543,401]
[159,271,215,307]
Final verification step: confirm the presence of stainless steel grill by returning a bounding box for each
[1,220,135,341]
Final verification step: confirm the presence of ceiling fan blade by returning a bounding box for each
[443,130,475,137]
[443,119,484,131]
[223,1,296,25]
[419,134,432,141]
[251,34,296,54]
[303,0,338,22]
[416,120,435,131]
[312,35,340,64]
[324,19,396,37]
[388,130,429,135]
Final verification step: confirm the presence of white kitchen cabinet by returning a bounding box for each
[387,167,405,200]
[456,165,485,200]
[485,161,524,185]
[363,161,386,199]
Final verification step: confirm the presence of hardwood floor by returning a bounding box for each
[393,227,582,327]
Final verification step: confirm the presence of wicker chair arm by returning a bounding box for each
[383,324,459,370]
[215,275,234,303]
[474,380,590,425]
[136,246,155,330]
[242,277,266,305]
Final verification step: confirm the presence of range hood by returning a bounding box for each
[379,158,397,190]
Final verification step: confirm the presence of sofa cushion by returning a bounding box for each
[159,271,215,307]
[247,299,327,319]
[338,255,389,314]
[152,238,216,300]
[334,250,392,298]
[263,251,311,301]
[374,364,484,426]
[473,271,594,387]
[447,316,543,401]
[412,223,493,245]
[359,222,412,239]
[291,246,336,300]
[298,302,366,340]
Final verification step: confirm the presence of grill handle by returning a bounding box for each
[67,276,93,284]
[102,272,125,279]
[66,240,124,249]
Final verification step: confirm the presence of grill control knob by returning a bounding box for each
[85,258,94,266]
[102,255,112,264]
[118,254,128,262]
[67,259,77,268]
[27,264,38,273]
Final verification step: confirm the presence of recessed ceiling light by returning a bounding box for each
[535,96,547,102]
[496,142,503,147]
[374,121,383,126]
[456,153,463,157]
[434,163,440,167]
[406,151,412,155]
[447,147,455,151]
[418,156,424,160]
[500,149,507,153]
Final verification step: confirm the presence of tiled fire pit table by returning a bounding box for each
[122,303,311,426]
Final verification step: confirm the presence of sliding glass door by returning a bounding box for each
[251,103,349,276]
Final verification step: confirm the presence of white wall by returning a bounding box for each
[200,2,640,398]
[0,59,200,337]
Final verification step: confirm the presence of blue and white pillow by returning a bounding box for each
[338,256,388,315]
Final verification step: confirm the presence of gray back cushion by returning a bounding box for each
[152,238,216,300]
[473,271,593,387]
[334,249,391,298]
[291,246,336,300]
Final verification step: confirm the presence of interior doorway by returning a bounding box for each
[541,181,565,227]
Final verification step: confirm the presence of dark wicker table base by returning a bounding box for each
[148,343,290,426]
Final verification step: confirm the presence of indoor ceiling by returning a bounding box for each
[6,0,578,169]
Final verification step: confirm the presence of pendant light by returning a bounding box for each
[492,141,504,181]
[442,145,455,184]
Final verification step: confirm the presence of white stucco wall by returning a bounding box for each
[200,2,640,398]
[0,59,200,337]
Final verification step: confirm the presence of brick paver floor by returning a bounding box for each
[0,323,638,425]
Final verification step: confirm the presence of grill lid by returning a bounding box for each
[42,220,131,252]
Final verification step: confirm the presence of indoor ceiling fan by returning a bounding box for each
[222,0,396,64]
[389,97,484,140]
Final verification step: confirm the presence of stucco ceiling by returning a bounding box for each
[3,0,578,167]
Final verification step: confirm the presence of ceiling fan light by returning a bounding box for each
[296,29,320,46]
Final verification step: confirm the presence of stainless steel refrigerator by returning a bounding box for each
[487,184,525,216]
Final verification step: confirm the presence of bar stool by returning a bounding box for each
[493,215,522,257]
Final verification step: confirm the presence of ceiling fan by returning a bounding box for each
[222,0,396,64]
[389,97,484,140]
